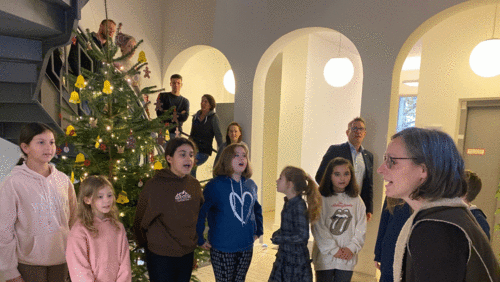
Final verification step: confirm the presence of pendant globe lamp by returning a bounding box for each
[324,33,354,87]
[470,5,500,77]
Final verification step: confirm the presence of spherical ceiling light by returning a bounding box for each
[324,58,354,87]
[470,39,500,78]
[223,70,235,94]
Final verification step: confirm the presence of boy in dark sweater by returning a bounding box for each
[156,74,190,140]
[464,170,490,240]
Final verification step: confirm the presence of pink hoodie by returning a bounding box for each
[66,217,132,282]
[0,163,77,280]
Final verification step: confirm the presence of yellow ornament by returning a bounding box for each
[95,136,100,149]
[102,80,112,94]
[138,51,147,63]
[71,171,75,183]
[116,191,129,204]
[154,161,163,170]
[165,133,170,141]
[75,75,85,88]
[75,153,85,163]
[69,91,81,103]
[66,125,76,136]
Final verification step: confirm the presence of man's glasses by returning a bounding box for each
[350,127,366,132]
[383,155,417,169]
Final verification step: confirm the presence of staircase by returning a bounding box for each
[0,0,88,144]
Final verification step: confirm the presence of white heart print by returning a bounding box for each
[229,191,254,225]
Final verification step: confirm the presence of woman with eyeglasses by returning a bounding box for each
[377,127,499,282]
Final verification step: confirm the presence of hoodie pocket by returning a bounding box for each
[20,229,68,265]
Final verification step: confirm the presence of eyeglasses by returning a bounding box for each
[350,127,366,132]
[383,155,417,169]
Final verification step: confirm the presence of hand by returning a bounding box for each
[375,261,381,270]
[7,276,25,282]
[180,110,186,114]
[201,241,212,250]
[366,212,373,222]
[340,247,354,260]
[333,248,343,258]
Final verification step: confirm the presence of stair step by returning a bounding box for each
[0,61,38,83]
[0,82,35,103]
[0,103,54,123]
[0,36,42,61]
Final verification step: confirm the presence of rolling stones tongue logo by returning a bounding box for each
[329,208,353,235]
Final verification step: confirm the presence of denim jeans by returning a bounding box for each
[145,249,194,282]
[316,269,353,282]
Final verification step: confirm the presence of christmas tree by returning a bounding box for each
[56,27,209,281]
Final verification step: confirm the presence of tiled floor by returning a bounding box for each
[194,211,377,282]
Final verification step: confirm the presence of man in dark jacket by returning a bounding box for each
[315,117,374,221]
[68,19,116,75]
[156,74,190,140]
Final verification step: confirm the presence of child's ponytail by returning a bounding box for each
[304,174,322,224]
[282,166,322,224]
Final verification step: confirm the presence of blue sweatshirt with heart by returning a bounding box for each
[196,175,263,252]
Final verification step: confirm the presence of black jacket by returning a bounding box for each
[315,142,374,213]
[190,110,222,155]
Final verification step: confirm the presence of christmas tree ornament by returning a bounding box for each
[100,143,107,151]
[89,118,98,128]
[71,36,77,45]
[66,125,76,136]
[63,142,70,153]
[75,153,85,163]
[154,161,163,170]
[138,51,147,63]
[116,191,129,204]
[71,171,75,183]
[154,99,163,111]
[126,135,136,149]
[102,80,112,94]
[84,159,91,167]
[165,133,170,141]
[157,131,165,145]
[144,66,151,78]
[138,179,144,187]
[95,136,100,149]
[117,146,125,154]
[69,91,81,103]
[56,147,62,155]
[75,75,85,88]
[175,127,180,138]
[150,152,155,163]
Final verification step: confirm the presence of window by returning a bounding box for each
[397,96,417,132]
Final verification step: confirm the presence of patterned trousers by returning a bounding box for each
[210,248,253,282]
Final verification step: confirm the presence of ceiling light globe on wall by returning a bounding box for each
[324,58,354,87]
[470,39,500,78]
[224,70,236,94]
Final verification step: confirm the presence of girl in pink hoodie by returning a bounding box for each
[66,175,131,282]
[0,122,77,282]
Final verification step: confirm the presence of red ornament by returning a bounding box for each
[84,160,91,166]
[56,147,62,155]
[69,130,75,136]
[72,36,77,45]
[100,143,107,151]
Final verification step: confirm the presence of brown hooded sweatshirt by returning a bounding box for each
[133,168,203,257]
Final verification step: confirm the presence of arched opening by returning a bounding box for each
[163,45,235,181]
[392,1,500,256]
[252,28,363,231]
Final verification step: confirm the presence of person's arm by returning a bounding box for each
[253,196,264,238]
[0,180,22,281]
[271,202,309,244]
[311,198,340,256]
[116,225,132,282]
[177,97,190,123]
[68,180,77,228]
[315,146,334,183]
[408,221,468,282]
[196,181,214,246]
[66,226,96,281]
[212,114,223,150]
[346,197,367,254]
[133,185,149,248]
[374,199,390,263]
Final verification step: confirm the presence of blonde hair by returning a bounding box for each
[213,143,253,178]
[77,175,120,237]
[281,166,322,224]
